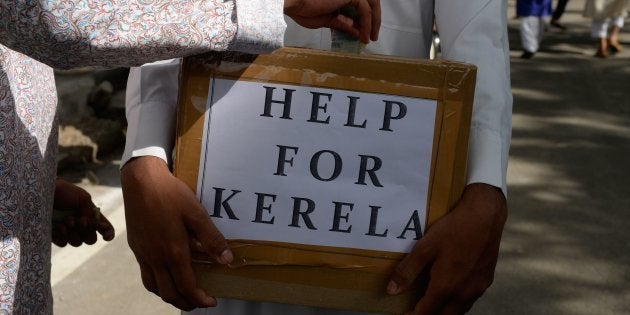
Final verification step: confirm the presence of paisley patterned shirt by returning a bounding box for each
[0,0,284,313]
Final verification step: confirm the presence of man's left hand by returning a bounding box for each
[387,183,507,315]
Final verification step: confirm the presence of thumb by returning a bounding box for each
[96,212,116,241]
[184,206,232,265]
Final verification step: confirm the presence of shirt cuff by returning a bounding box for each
[231,0,286,54]
[121,100,177,168]
[466,125,509,197]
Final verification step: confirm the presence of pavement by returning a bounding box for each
[52,0,630,314]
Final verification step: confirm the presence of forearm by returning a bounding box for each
[0,0,285,69]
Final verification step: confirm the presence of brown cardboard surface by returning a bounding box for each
[174,47,476,314]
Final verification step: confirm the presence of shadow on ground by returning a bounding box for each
[472,10,630,315]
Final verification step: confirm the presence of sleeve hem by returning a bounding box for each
[466,125,508,197]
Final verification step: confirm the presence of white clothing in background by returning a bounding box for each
[583,0,630,19]
[520,16,547,53]
[591,16,626,37]
[584,0,629,38]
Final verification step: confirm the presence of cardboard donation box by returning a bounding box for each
[174,47,476,314]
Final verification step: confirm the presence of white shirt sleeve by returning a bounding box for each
[121,58,182,168]
[436,0,513,196]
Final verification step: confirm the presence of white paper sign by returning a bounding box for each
[198,79,437,253]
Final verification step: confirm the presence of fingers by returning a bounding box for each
[351,0,373,43]
[405,262,477,314]
[435,284,483,315]
[53,179,113,247]
[54,210,111,247]
[139,261,158,295]
[63,215,83,247]
[169,254,217,308]
[96,214,116,241]
[286,0,380,44]
[439,301,475,315]
[153,265,195,311]
[329,14,361,40]
[368,0,381,40]
[349,0,380,42]
[52,225,68,247]
[54,178,94,213]
[426,232,500,315]
[78,216,97,245]
[407,280,450,315]
[387,235,436,295]
[409,267,488,315]
[401,184,506,315]
[137,249,216,310]
[175,180,232,264]
[184,208,232,265]
[138,244,219,311]
[332,0,379,44]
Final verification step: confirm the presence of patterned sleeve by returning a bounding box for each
[232,0,286,54]
[0,0,286,69]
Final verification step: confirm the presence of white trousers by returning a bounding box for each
[591,16,625,37]
[520,16,547,53]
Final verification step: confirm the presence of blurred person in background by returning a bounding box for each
[551,0,571,29]
[584,0,630,57]
[517,0,553,58]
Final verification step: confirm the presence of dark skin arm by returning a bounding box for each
[121,156,229,311]
[387,183,507,315]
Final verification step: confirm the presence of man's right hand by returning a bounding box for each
[121,156,233,311]
[284,0,381,44]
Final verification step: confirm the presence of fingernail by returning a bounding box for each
[217,249,233,265]
[387,280,401,295]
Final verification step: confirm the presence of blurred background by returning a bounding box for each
[52,0,629,313]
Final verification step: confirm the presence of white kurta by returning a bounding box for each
[584,0,630,37]
[583,0,630,19]
[123,0,513,313]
